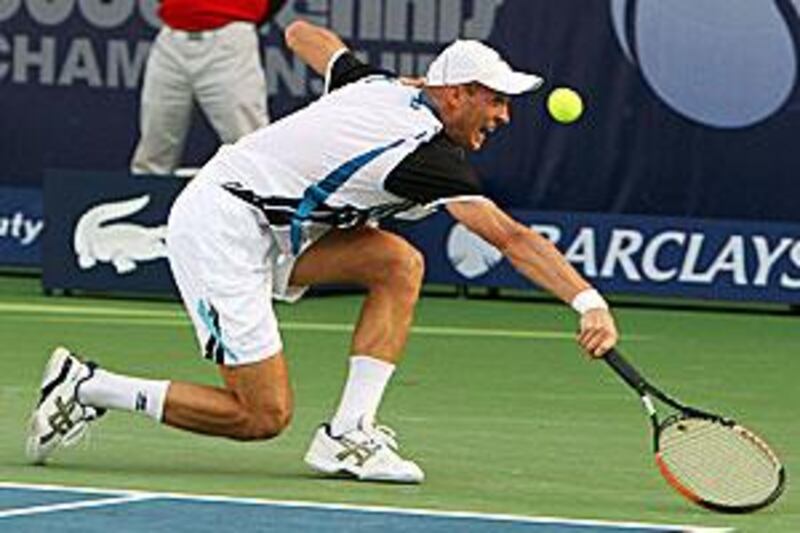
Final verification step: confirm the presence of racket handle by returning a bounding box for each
[604,349,648,394]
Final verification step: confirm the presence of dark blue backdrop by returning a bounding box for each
[2,0,799,221]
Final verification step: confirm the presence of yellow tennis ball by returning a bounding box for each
[547,87,584,123]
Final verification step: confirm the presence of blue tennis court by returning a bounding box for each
[0,484,730,532]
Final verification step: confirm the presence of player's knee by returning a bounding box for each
[377,239,425,294]
[393,245,425,303]
[404,245,425,287]
[252,407,292,440]
[232,404,293,441]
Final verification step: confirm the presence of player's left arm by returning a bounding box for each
[446,199,618,357]
[284,20,348,76]
[285,19,398,94]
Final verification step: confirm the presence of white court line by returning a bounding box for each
[0,493,155,519]
[0,302,183,318]
[0,302,650,341]
[0,482,731,532]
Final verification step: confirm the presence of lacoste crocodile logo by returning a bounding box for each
[73,195,167,274]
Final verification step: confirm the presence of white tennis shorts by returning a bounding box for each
[167,175,323,366]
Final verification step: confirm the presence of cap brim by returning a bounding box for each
[482,72,544,95]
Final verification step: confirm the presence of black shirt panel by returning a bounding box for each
[384,133,482,205]
[328,52,395,92]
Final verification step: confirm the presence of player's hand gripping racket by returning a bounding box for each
[604,349,786,513]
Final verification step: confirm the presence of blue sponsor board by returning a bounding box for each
[2,1,799,228]
[41,171,800,303]
[396,210,800,304]
[42,171,185,294]
[0,186,44,267]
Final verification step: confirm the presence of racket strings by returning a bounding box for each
[658,418,780,506]
[662,426,777,501]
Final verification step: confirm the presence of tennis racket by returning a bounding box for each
[604,348,786,513]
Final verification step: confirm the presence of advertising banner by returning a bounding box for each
[42,171,184,294]
[398,211,800,304]
[0,186,44,267]
[3,1,799,225]
[42,171,800,304]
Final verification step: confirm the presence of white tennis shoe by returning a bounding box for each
[26,347,105,465]
[304,418,424,483]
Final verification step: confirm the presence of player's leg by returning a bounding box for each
[289,226,426,482]
[151,176,293,440]
[163,355,292,439]
[130,27,194,175]
[26,179,292,464]
[290,226,424,363]
[27,346,293,464]
[196,22,268,144]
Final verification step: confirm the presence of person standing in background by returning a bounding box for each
[130,0,287,175]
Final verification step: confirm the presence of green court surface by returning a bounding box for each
[0,275,796,532]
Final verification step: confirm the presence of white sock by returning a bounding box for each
[330,355,395,436]
[77,368,170,422]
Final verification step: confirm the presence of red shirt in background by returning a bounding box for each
[160,0,286,31]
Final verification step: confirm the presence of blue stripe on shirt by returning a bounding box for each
[290,138,406,254]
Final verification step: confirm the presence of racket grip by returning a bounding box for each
[604,349,648,394]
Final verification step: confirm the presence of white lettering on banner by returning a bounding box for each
[79,0,135,29]
[138,0,160,28]
[0,212,44,246]
[601,229,643,281]
[641,231,685,282]
[1,0,158,28]
[679,233,707,283]
[447,222,800,292]
[691,236,747,285]
[266,0,506,95]
[0,34,150,89]
[106,39,150,89]
[1,0,502,44]
[12,35,56,84]
[264,48,309,97]
[2,1,505,94]
[27,0,74,26]
[0,0,22,22]
[58,38,102,87]
[752,237,793,286]
[0,35,9,79]
[272,0,502,42]
[780,242,800,289]
[386,0,437,42]
[565,228,598,277]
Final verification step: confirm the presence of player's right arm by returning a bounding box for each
[445,199,618,357]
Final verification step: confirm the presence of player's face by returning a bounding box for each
[448,84,511,151]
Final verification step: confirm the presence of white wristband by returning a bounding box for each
[571,289,608,315]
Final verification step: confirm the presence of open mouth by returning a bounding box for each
[476,126,496,145]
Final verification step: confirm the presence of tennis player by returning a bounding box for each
[27,20,618,483]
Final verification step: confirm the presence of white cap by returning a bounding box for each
[426,40,544,95]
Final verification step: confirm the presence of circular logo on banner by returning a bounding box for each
[446,223,503,279]
[610,0,798,128]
